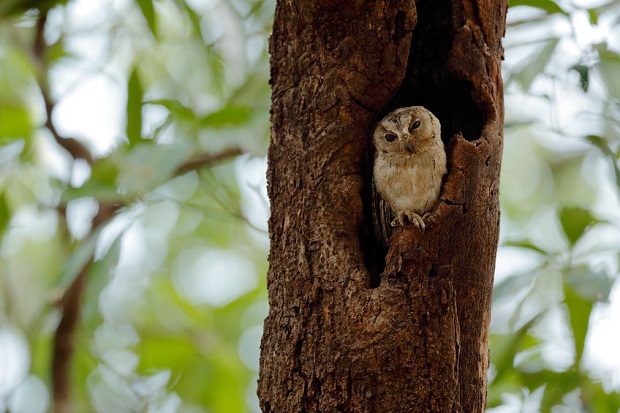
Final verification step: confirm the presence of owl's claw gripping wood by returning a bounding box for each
[391,211,426,231]
[406,211,425,230]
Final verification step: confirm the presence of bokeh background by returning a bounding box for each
[0,0,619,412]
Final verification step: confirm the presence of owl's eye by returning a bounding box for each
[385,134,397,142]
[410,120,421,131]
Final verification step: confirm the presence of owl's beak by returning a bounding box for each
[405,142,414,153]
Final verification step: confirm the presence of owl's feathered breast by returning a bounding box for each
[373,147,445,216]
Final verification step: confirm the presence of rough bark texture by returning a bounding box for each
[259,0,507,411]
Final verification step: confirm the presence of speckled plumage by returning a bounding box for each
[372,106,447,235]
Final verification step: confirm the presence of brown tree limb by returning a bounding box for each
[51,202,121,413]
[175,147,243,175]
[34,10,93,165]
[51,266,87,413]
[33,11,100,412]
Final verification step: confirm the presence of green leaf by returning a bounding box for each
[206,46,226,97]
[126,68,144,147]
[0,0,69,16]
[46,38,69,63]
[509,0,568,15]
[0,104,32,140]
[565,265,612,304]
[587,135,620,189]
[62,182,125,203]
[137,336,200,373]
[535,370,580,413]
[0,192,9,239]
[56,226,103,288]
[582,381,620,412]
[117,143,193,196]
[588,8,599,25]
[558,206,598,247]
[0,139,25,164]
[200,105,252,128]
[62,157,122,202]
[570,64,589,92]
[513,38,560,91]
[563,265,612,368]
[504,120,536,129]
[182,2,202,36]
[145,99,195,121]
[489,314,544,384]
[67,142,194,201]
[596,43,620,99]
[82,235,123,325]
[564,284,592,368]
[504,240,548,255]
[590,2,619,26]
[586,135,615,157]
[493,270,537,301]
[136,0,157,36]
[516,370,581,412]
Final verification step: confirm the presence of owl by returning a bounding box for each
[372,106,447,242]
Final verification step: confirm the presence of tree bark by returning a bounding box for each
[259,0,506,411]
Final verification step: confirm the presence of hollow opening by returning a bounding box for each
[362,0,484,286]
[392,0,483,142]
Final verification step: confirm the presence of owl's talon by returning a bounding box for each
[406,211,425,232]
[391,210,426,231]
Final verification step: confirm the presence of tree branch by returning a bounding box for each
[34,10,93,165]
[51,266,87,413]
[175,147,243,175]
[51,202,121,413]
[34,11,110,412]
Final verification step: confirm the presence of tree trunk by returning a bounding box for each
[259,0,506,411]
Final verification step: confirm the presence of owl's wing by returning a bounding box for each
[371,178,393,250]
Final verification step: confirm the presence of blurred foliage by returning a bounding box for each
[491,0,620,412]
[1,0,620,412]
[0,0,271,412]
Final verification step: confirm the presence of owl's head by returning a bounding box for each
[373,106,441,155]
